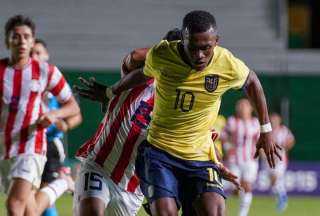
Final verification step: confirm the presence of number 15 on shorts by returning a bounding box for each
[84,172,103,191]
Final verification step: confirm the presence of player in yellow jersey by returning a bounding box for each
[102,10,281,216]
[211,115,226,160]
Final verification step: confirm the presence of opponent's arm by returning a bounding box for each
[243,70,282,168]
[75,48,150,109]
[122,48,149,76]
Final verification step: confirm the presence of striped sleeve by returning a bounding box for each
[47,64,72,103]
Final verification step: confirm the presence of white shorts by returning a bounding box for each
[267,160,287,178]
[4,154,46,191]
[73,162,144,216]
[229,161,258,183]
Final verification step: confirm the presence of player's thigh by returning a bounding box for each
[79,197,105,216]
[228,164,241,180]
[106,183,144,216]
[6,177,33,207]
[149,197,178,216]
[242,161,258,183]
[7,154,46,201]
[194,191,225,216]
[135,141,179,209]
[73,163,109,216]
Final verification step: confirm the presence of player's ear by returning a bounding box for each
[216,35,220,43]
[181,27,189,45]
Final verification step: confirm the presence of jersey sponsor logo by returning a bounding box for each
[131,100,153,129]
[204,75,219,92]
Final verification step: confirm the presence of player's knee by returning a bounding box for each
[150,198,178,216]
[241,181,252,192]
[194,192,225,216]
[6,196,26,215]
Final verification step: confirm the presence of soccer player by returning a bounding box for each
[0,15,81,216]
[31,38,78,216]
[221,98,260,216]
[73,29,239,216]
[101,10,282,215]
[265,112,295,212]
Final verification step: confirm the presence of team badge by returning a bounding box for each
[204,75,219,92]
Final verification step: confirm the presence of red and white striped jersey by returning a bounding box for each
[222,116,260,164]
[272,125,294,163]
[0,58,72,159]
[76,80,154,193]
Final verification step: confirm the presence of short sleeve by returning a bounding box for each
[47,65,72,103]
[228,52,250,90]
[143,44,162,79]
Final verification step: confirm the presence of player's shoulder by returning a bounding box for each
[151,40,179,56]
[213,46,242,67]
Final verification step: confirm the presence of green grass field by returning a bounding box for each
[1,193,320,216]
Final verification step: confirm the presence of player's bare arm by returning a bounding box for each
[243,70,282,168]
[38,96,81,128]
[75,48,150,105]
[122,47,149,75]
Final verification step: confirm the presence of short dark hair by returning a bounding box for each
[5,15,35,47]
[35,38,48,50]
[163,28,182,41]
[182,10,216,34]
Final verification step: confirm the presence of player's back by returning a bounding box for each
[75,80,154,192]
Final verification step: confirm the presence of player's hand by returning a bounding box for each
[217,163,241,190]
[37,112,58,128]
[254,132,282,168]
[74,77,107,103]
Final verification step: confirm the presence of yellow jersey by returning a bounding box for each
[211,115,226,159]
[144,40,249,161]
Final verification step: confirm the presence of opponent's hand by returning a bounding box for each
[217,163,241,190]
[74,77,108,103]
[254,132,282,168]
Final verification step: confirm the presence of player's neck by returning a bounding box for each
[9,55,31,69]
[177,42,193,68]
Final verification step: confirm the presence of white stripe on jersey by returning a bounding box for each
[272,125,294,163]
[0,59,72,159]
[76,81,154,192]
[223,116,260,164]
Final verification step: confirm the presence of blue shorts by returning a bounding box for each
[135,140,226,209]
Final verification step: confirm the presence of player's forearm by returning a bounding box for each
[111,67,151,95]
[64,112,82,130]
[52,96,81,119]
[244,70,270,124]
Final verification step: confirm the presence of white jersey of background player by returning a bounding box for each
[264,112,295,212]
[221,98,260,216]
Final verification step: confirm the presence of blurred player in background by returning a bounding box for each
[0,15,81,216]
[102,10,281,216]
[221,98,260,216]
[31,38,77,216]
[265,112,295,212]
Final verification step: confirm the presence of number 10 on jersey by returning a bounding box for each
[174,89,195,112]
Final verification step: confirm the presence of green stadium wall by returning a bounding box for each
[63,70,320,162]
